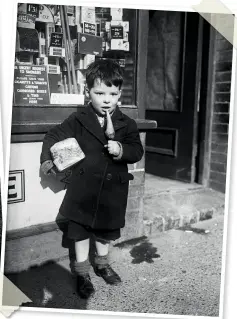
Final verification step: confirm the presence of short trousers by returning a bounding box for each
[67,220,121,243]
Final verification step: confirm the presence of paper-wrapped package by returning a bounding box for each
[50,138,85,172]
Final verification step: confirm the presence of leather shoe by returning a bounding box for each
[77,274,95,299]
[94,264,122,285]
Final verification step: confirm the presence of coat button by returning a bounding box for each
[106,173,112,180]
[79,168,84,175]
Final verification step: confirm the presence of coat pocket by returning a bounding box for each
[119,172,134,183]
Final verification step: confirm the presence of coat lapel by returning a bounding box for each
[75,105,127,144]
[76,105,108,145]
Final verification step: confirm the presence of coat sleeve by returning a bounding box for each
[40,112,77,164]
[115,119,144,164]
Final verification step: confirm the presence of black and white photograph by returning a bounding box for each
[0,1,236,318]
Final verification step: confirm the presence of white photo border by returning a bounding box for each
[1,1,237,319]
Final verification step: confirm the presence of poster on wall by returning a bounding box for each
[13,64,50,106]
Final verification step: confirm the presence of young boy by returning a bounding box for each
[40,59,144,299]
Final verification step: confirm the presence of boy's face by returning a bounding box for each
[86,79,121,116]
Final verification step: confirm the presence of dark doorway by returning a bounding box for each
[145,11,205,183]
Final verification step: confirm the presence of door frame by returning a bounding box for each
[196,21,217,186]
[136,10,149,119]
[136,9,214,185]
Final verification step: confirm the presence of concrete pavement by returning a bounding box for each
[4,213,225,317]
[4,175,225,273]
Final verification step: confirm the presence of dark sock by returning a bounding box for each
[94,254,109,269]
[70,259,90,276]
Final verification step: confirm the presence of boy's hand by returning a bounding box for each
[105,140,121,156]
[41,160,57,176]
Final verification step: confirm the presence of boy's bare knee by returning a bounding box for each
[95,237,110,245]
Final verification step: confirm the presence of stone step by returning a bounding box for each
[143,187,225,236]
[144,173,203,197]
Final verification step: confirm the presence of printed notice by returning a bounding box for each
[14,64,50,106]
[84,22,96,35]
[111,26,124,39]
[26,3,39,18]
[50,32,63,47]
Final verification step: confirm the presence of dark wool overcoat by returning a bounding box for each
[40,105,144,229]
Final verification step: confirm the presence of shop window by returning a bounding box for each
[12,3,138,141]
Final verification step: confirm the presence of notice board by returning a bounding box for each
[14,64,50,106]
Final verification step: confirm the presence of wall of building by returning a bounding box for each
[7,142,66,231]
[209,31,232,193]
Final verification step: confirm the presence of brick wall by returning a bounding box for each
[209,31,232,193]
[114,132,146,244]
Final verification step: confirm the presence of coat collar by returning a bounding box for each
[75,104,127,145]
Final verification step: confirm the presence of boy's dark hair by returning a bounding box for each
[85,59,123,90]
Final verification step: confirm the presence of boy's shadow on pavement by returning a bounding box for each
[4,218,99,310]
[6,169,99,309]
[5,238,98,310]
[5,260,88,310]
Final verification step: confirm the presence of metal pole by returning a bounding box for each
[59,5,72,94]
[63,6,78,94]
